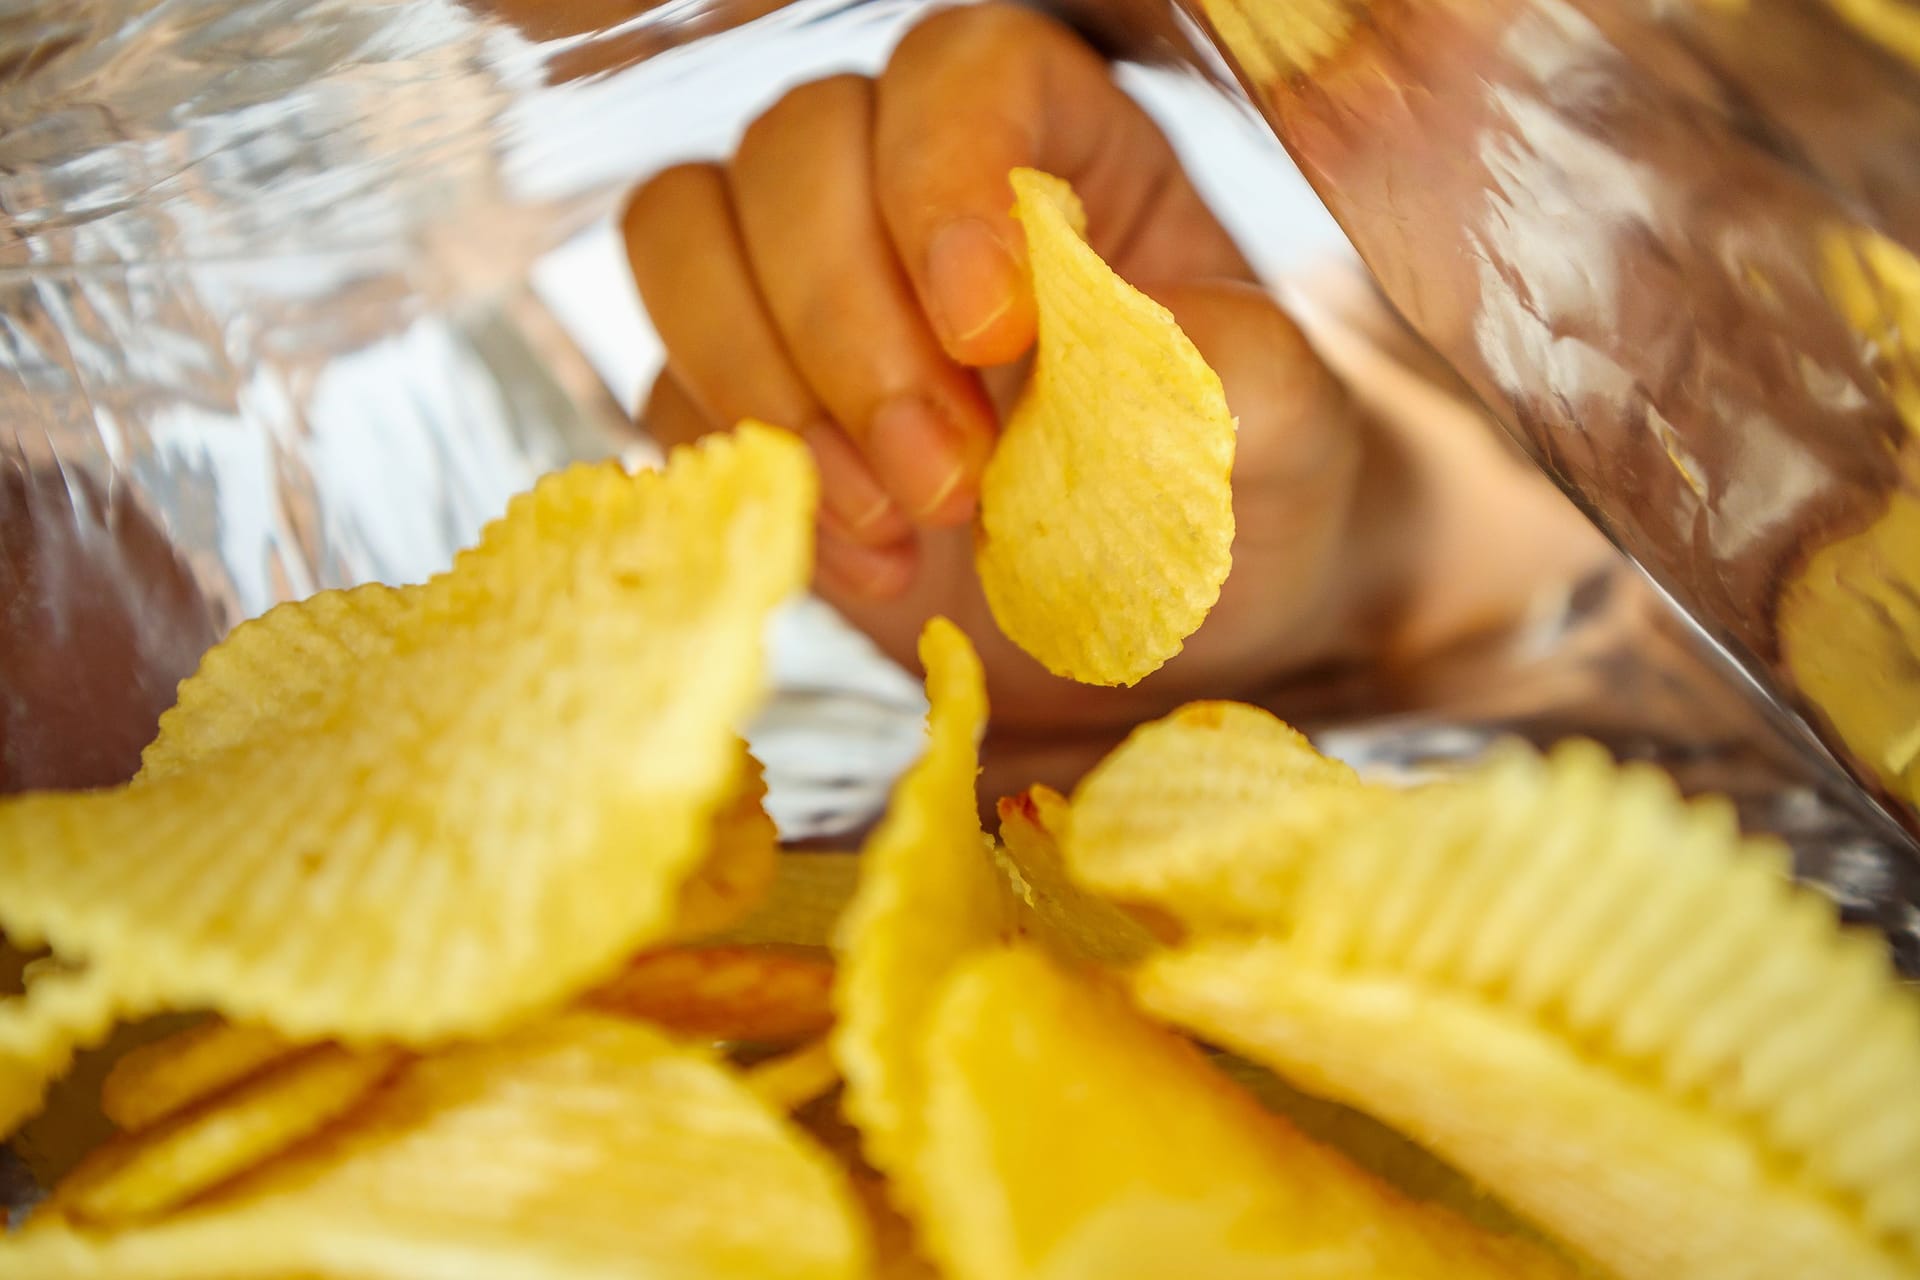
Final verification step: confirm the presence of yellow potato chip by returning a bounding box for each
[101,1022,300,1134]
[51,1045,403,1225]
[994,787,1162,966]
[586,944,835,1045]
[0,425,814,1054]
[0,1012,868,1280]
[832,617,1011,1189]
[745,1038,841,1112]
[0,964,122,1139]
[917,945,1577,1280]
[1137,740,1920,1280]
[717,851,862,949]
[670,747,782,942]
[1065,701,1366,932]
[975,168,1236,687]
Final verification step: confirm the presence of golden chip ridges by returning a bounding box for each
[975,168,1236,687]
[0,424,814,1054]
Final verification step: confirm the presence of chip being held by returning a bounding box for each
[975,168,1237,687]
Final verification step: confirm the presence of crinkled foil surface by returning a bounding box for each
[2,0,1917,1201]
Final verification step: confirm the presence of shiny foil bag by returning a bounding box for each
[2,0,1916,1204]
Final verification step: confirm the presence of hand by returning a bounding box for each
[622,3,1605,738]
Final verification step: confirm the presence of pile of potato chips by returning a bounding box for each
[1,171,1918,1279]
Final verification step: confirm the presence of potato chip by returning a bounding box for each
[51,1045,402,1225]
[745,1039,841,1112]
[1137,739,1920,1280]
[0,965,122,1139]
[917,945,1577,1280]
[670,747,782,942]
[1065,701,1367,932]
[586,944,835,1045]
[0,425,814,1052]
[0,1013,868,1280]
[1206,1051,1550,1241]
[717,851,862,949]
[994,787,1161,966]
[832,617,1011,1188]
[974,168,1236,687]
[101,1022,300,1135]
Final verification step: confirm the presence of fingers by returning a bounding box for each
[874,3,1252,366]
[729,74,995,527]
[624,161,912,550]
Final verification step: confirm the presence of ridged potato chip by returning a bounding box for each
[832,617,1011,1189]
[50,1045,403,1225]
[1066,701,1366,932]
[917,945,1577,1280]
[994,787,1161,966]
[586,944,835,1045]
[101,1023,300,1135]
[0,965,122,1140]
[1137,738,1920,1280]
[975,168,1236,687]
[0,1012,868,1280]
[0,425,813,1055]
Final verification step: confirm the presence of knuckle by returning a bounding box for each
[623,162,721,238]
[738,73,872,161]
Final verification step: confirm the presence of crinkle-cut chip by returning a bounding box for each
[974,168,1236,687]
[994,787,1161,966]
[745,1039,841,1112]
[717,852,862,949]
[0,965,122,1139]
[1206,1052,1550,1242]
[1136,739,1920,1280]
[51,1045,403,1225]
[1065,701,1367,932]
[101,1023,300,1134]
[586,945,835,1045]
[916,945,1577,1280]
[671,747,781,941]
[0,1013,868,1280]
[832,618,1012,1189]
[0,424,814,1047]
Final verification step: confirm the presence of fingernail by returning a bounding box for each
[801,423,910,545]
[926,218,1018,351]
[816,528,915,600]
[867,395,978,525]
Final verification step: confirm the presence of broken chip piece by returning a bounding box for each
[994,786,1161,966]
[50,1044,403,1225]
[975,168,1236,687]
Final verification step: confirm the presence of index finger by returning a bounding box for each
[874,4,1250,366]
